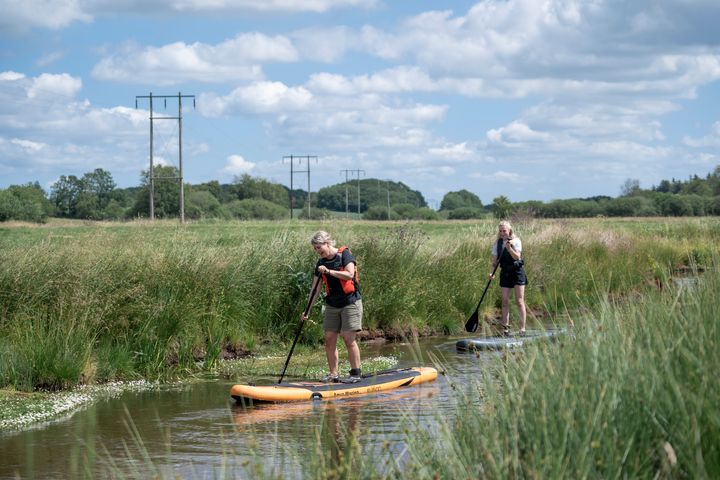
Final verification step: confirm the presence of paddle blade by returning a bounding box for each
[464,309,479,332]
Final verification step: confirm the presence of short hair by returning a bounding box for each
[310,230,335,246]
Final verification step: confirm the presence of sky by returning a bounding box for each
[2,0,720,207]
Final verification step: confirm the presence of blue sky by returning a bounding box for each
[2,0,720,206]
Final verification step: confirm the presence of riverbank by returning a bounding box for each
[0,346,399,432]
[0,381,160,431]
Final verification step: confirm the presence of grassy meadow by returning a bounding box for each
[0,217,718,392]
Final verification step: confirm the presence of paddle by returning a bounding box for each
[464,242,506,332]
[278,277,321,384]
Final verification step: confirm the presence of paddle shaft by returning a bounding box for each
[278,277,321,384]
[465,243,506,332]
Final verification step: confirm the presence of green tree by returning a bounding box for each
[682,176,712,196]
[448,207,483,219]
[0,183,52,223]
[83,168,116,211]
[129,165,182,218]
[656,194,693,216]
[440,189,482,211]
[101,199,126,220]
[232,174,288,207]
[185,190,228,219]
[50,175,84,217]
[363,205,398,220]
[50,169,117,219]
[0,189,22,221]
[491,195,513,219]
[392,203,418,219]
[316,179,426,213]
[225,198,287,220]
[620,178,641,197]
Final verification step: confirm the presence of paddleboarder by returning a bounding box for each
[489,220,528,335]
[302,231,363,383]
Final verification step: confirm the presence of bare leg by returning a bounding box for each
[324,331,339,375]
[501,287,511,327]
[341,331,361,370]
[515,285,527,332]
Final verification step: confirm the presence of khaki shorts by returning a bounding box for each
[323,299,363,333]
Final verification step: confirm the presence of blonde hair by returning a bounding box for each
[497,220,515,240]
[310,230,336,247]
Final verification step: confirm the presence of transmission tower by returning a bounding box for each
[135,92,195,222]
[284,155,318,219]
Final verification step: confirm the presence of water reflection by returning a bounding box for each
[0,335,502,479]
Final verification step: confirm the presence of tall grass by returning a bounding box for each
[1,218,718,391]
[374,261,720,478]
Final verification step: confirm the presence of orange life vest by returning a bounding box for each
[321,246,359,296]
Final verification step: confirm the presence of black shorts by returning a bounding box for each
[499,267,528,288]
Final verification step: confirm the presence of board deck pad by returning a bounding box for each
[231,366,438,404]
[456,328,567,352]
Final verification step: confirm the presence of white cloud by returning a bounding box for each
[220,154,255,176]
[92,34,298,84]
[10,138,46,152]
[0,0,91,31]
[683,121,720,147]
[471,170,529,183]
[427,142,474,161]
[27,73,82,99]
[291,26,358,63]
[0,71,153,175]
[198,81,312,116]
[0,71,26,81]
[36,51,66,68]
[1,0,377,32]
[162,0,377,13]
[487,121,551,145]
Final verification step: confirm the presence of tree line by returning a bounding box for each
[1,165,719,223]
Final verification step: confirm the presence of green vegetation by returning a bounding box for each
[74,262,719,478]
[0,183,54,223]
[1,217,718,394]
[2,164,720,222]
[291,261,719,478]
[317,179,426,214]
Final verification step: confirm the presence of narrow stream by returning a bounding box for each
[0,335,525,479]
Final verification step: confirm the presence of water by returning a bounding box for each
[0,335,515,479]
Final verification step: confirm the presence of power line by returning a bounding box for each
[135,92,195,223]
[284,155,317,219]
[339,169,365,215]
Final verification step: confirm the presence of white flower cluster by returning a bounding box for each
[1,380,161,432]
[0,392,91,431]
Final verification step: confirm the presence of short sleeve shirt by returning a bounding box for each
[491,238,522,256]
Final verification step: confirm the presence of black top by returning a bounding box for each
[315,248,361,308]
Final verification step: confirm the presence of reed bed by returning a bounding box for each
[1,218,718,391]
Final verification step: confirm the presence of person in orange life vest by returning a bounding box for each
[489,220,528,336]
[301,230,363,382]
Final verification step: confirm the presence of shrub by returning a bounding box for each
[225,198,288,220]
